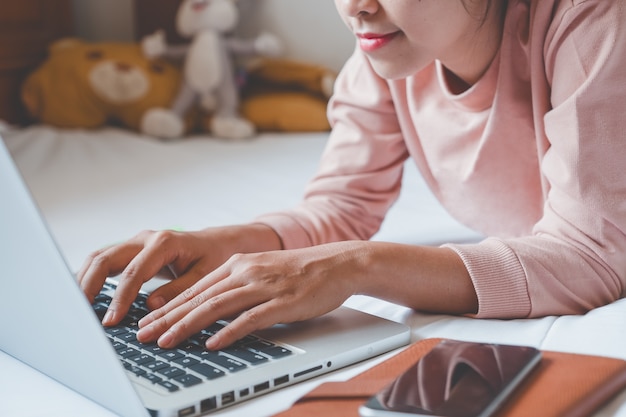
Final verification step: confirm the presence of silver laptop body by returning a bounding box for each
[0,138,410,417]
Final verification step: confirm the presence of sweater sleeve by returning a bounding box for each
[255,49,410,249]
[447,0,626,318]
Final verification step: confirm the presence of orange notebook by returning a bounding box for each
[274,338,626,417]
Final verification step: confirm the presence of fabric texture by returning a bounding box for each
[256,0,626,318]
[273,338,626,417]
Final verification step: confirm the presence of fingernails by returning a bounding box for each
[205,334,221,351]
[158,330,175,348]
[102,309,116,326]
[136,325,154,342]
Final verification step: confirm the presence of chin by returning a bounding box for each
[367,57,427,81]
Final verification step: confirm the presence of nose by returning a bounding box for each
[115,62,131,72]
[336,0,378,18]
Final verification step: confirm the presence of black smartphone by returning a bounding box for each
[359,340,542,417]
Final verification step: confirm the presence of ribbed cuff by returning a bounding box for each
[253,213,313,250]
[443,238,531,318]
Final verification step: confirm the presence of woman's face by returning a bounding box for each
[334,0,497,83]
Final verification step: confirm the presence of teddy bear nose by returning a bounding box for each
[192,0,209,11]
[115,62,132,72]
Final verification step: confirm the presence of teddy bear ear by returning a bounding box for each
[49,37,84,54]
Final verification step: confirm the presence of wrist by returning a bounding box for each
[198,223,282,259]
[353,242,478,315]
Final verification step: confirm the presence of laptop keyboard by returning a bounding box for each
[92,281,294,394]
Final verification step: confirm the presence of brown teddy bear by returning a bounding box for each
[22,39,335,135]
[21,38,182,131]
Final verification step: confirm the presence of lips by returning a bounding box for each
[357,32,399,52]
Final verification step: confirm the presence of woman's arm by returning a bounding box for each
[135,240,477,351]
[447,0,626,318]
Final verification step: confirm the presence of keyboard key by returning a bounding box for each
[127,339,153,351]
[145,360,169,372]
[157,350,185,361]
[204,354,247,373]
[128,365,146,377]
[105,327,129,337]
[119,316,140,327]
[188,350,221,362]
[247,340,275,350]
[93,303,108,320]
[140,373,163,384]
[203,323,225,334]
[156,380,179,392]
[190,333,211,345]
[110,340,126,351]
[222,348,269,365]
[118,348,141,359]
[259,346,292,359]
[157,366,186,379]
[247,341,292,359]
[130,354,154,366]
[173,356,200,368]
[144,344,166,355]
[177,341,204,354]
[232,335,259,347]
[118,332,138,343]
[189,363,226,380]
[173,374,203,387]
[94,293,112,304]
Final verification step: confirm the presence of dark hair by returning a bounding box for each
[461,0,505,26]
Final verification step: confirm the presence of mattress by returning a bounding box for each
[2,125,625,417]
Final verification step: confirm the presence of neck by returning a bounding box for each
[442,1,507,89]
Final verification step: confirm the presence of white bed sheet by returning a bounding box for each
[2,125,625,417]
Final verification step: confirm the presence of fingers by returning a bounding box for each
[138,268,280,350]
[145,264,210,311]
[77,243,138,303]
[104,255,159,326]
[137,255,311,351]
[141,289,278,350]
[104,231,184,326]
[137,266,236,345]
[206,303,280,350]
[78,229,191,327]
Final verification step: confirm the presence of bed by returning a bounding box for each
[1,1,625,417]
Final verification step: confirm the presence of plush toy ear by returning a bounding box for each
[48,37,84,54]
[21,41,109,128]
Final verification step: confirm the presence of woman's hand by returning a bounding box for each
[79,225,477,351]
[77,224,282,327]
[135,241,365,350]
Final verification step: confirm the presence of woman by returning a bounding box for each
[78,0,626,351]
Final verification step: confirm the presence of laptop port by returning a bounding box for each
[200,397,217,412]
[222,391,235,405]
[254,381,270,393]
[274,375,289,386]
[178,406,195,417]
[294,365,323,378]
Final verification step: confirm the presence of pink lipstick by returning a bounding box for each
[358,32,399,52]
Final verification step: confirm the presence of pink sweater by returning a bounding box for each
[257,0,626,318]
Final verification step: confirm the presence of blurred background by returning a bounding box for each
[72,0,355,72]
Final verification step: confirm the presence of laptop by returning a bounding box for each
[0,137,410,417]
